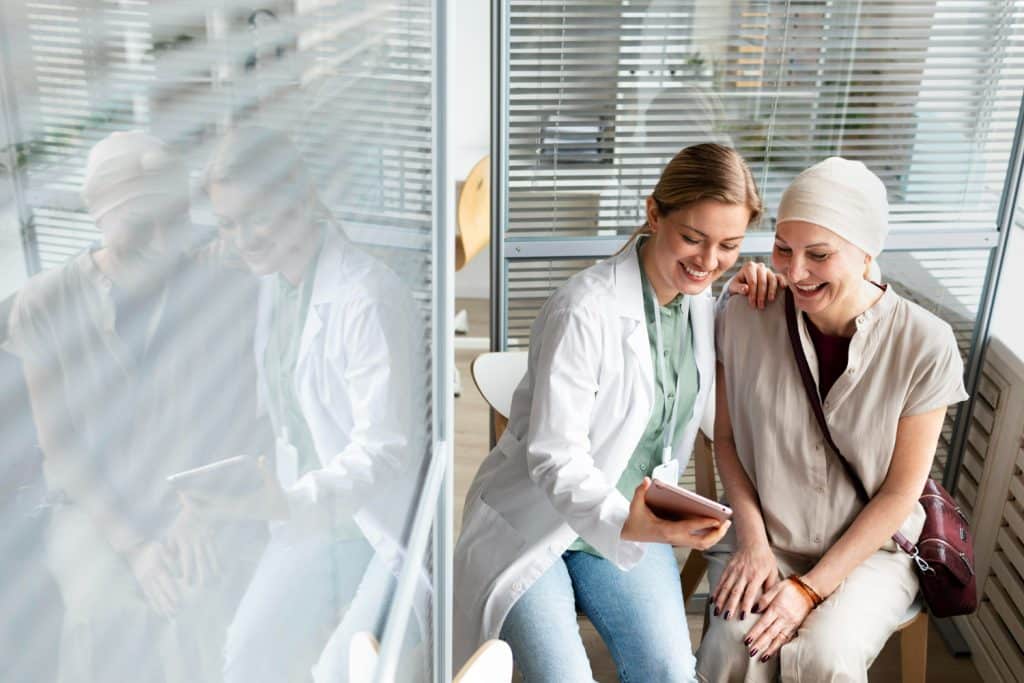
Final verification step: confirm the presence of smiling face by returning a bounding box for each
[644,197,750,298]
[772,220,871,317]
[97,196,188,265]
[209,178,314,277]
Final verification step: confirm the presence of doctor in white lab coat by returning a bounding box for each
[201,127,428,683]
[455,144,774,682]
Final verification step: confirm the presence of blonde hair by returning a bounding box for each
[203,126,332,223]
[616,143,761,255]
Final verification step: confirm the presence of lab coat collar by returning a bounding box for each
[307,225,351,307]
[610,238,715,441]
[254,224,350,404]
[609,240,655,404]
[298,225,351,362]
[611,240,646,322]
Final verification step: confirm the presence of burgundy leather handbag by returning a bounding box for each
[784,291,977,617]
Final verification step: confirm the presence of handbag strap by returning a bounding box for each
[783,290,917,556]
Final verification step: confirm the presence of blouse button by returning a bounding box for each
[847,367,856,375]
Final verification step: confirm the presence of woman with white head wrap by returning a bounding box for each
[81,131,192,283]
[696,158,968,682]
[4,130,267,683]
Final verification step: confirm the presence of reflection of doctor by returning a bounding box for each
[202,127,427,683]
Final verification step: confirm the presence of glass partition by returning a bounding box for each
[0,0,449,681]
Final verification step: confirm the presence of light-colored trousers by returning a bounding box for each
[45,504,255,683]
[696,547,920,683]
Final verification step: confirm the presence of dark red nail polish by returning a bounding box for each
[713,607,720,617]
[751,605,760,614]
[744,637,752,646]
[749,649,758,658]
[724,610,731,620]
[740,611,746,621]
[760,655,770,663]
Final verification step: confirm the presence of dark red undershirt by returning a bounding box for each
[805,313,852,401]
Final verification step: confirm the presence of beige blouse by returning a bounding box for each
[716,287,968,558]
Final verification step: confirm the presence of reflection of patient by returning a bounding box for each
[202,127,428,683]
[2,131,267,682]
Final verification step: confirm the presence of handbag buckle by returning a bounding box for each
[911,548,935,575]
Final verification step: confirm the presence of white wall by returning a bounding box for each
[451,0,490,300]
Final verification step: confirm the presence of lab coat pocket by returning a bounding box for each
[456,498,526,596]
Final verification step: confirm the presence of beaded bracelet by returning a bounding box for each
[787,574,824,608]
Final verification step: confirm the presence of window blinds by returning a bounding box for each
[503,0,1024,240]
[4,0,434,274]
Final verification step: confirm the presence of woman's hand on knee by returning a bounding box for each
[709,542,778,621]
[621,478,731,549]
[743,580,814,663]
[727,262,787,310]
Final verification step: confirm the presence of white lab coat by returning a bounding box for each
[453,243,716,667]
[253,230,429,611]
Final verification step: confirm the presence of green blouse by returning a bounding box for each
[568,241,699,557]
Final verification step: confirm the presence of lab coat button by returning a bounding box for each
[847,367,856,375]
[512,581,524,594]
[548,543,561,555]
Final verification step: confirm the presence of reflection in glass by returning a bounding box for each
[1,0,439,679]
[202,127,428,683]
[3,131,269,682]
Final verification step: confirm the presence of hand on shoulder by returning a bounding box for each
[727,262,787,310]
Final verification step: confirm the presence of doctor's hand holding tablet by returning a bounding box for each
[622,476,733,550]
[168,455,290,521]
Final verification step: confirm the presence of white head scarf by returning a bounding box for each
[776,156,888,258]
[81,131,189,222]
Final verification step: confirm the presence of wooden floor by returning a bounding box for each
[452,298,981,682]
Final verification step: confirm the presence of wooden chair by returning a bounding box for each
[680,430,717,604]
[453,154,490,397]
[454,639,514,683]
[469,350,528,441]
[456,155,490,271]
[896,609,929,683]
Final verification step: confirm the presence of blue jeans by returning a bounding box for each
[500,543,696,683]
